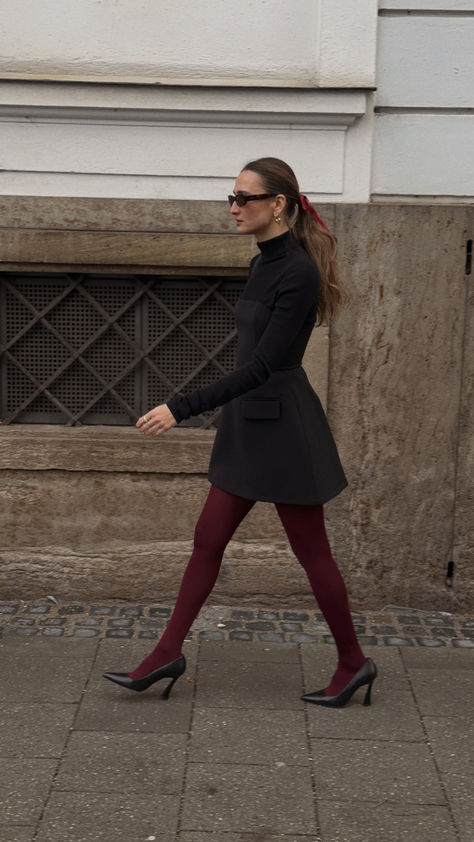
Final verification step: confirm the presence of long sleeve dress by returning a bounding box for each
[166,229,348,505]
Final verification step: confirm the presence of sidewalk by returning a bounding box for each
[1,602,473,842]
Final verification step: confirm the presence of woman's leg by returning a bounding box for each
[275,502,366,696]
[129,485,255,679]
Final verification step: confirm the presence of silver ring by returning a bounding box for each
[143,414,148,422]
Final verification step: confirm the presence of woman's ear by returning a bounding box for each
[274,193,287,215]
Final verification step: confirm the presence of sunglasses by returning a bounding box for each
[227,193,276,207]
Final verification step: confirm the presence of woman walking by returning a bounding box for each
[103,157,376,708]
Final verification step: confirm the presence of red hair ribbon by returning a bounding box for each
[299,194,329,230]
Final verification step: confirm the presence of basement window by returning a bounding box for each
[0,272,244,427]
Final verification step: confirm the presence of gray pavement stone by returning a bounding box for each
[55,731,186,794]
[416,637,446,647]
[76,688,194,734]
[0,703,75,758]
[0,828,36,842]
[301,640,408,693]
[94,638,198,675]
[0,758,57,824]
[257,632,285,642]
[408,670,474,717]
[310,740,446,804]
[35,792,178,842]
[177,831,323,842]
[199,639,299,663]
[306,689,425,742]
[0,636,98,659]
[424,715,474,799]
[318,801,458,842]
[72,628,99,637]
[401,647,474,670]
[228,631,253,641]
[195,660,303,710]
[189,708,309,766]
[0,654,92,703]
[450,798,474,842]
[180,762,317,835]
[79,655,195,733]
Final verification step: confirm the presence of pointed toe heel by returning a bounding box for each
[302,658,377,708]
[103,654,186,696]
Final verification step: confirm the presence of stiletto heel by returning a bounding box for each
[103,655,186,694]
[301,658,377,708]
[161,676,178,700]
[363,680,374,706]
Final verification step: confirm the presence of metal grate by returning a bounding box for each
[0,272,244,427]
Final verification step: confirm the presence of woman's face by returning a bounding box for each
[229,169,287,240]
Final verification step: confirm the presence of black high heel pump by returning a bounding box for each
[103,654,186,698]
[301,658,377,708]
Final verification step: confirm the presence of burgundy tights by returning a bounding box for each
[129,485,366,695]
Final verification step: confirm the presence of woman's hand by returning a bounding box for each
[136,404,177,437]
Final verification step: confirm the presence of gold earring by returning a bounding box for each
[274,215,281,224]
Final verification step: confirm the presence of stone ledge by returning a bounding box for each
[0,425,214,472]
[0,540,310,604]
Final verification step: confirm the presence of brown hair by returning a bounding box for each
[242,157,347,324]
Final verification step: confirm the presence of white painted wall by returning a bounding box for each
[0,0,377,87]
[0,1,378,202]
[373,2,474,197]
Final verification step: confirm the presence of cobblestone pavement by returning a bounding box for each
[1,599,474,647]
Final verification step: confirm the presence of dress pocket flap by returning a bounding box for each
[243,399,281,420]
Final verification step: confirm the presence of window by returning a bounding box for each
[0,272,244,427]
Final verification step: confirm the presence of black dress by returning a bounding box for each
[167,230,348,505]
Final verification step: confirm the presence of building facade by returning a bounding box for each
[0,0,472,611]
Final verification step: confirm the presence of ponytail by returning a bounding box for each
[242,157,347,325]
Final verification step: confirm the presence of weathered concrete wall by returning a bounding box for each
[328,204,473,612]
[0,202,472,611]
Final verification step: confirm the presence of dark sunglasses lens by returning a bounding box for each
[228,194,247,207]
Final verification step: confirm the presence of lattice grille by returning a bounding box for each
[0,273,244,427]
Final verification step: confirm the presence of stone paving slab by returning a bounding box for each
[401,646,474,669]
[0,703,76,758]
[189,707,309,766]
[0,758,58,824]
[194,659,303,711]
[450,798,474,842]
[35,792,178,842]
[423,715,474,799]
[301,644,409,693]
[78,678,194,734]
[1,614,474,841]
[94,637,198,673]
[305,688,425,742]
[0,828,36,842]
[317,801,458,842]
[310,740,446,804]
[181,762,317,835]
[301,638,406,672]
[408,669,474,717]
[55,731,187,795]
[0,653,92,703]
[178,831,318,842]
[0,634,99,657]
[199,639,300,662]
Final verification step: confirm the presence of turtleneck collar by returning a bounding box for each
[257,230,292,263]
